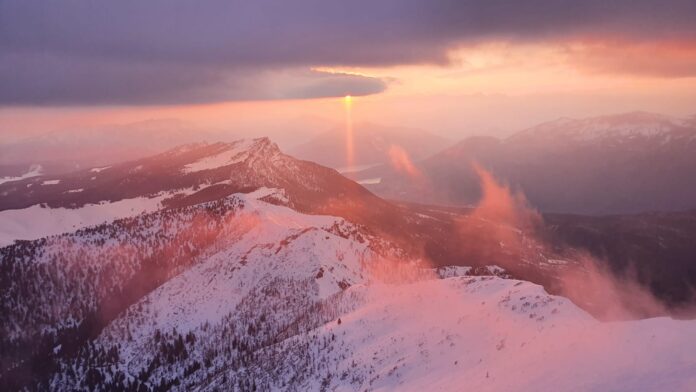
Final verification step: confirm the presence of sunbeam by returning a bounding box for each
[344,95,354,169]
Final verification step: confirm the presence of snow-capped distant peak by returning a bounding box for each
[509,112,695,144]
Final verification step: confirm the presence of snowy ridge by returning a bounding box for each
[0,137,302,211]
[94,197,376,376]
[278,277,696,392]
[0,136,328,246]
[27,195,696,391]
[56,267,696,391]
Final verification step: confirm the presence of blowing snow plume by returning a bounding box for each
[466,162,671,320]
[388,145,424,183]
[448,163,546,280]
[470,162,541,231]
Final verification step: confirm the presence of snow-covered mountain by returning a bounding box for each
[0,138,395,246]
[507,111,696,144]
[1,136,695,391]
[351,112,696,214]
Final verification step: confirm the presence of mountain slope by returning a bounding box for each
[0,138,396,244]
[1,187,408,390]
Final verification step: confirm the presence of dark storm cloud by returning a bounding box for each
[280,71,388,100]
[0,53,387,105]
[1,0,695,105]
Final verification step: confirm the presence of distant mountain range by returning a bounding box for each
[351,112,696,214]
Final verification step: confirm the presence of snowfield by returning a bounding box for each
[182,140,254,173]
[0,185,213,247]
[0,196,166,247]
[0,164,43,185]
[298,278,696,392]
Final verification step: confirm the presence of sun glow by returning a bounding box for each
[344,95,354,168]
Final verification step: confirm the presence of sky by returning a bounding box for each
[1,0,696,141]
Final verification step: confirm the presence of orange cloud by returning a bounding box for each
[566,39,696,78]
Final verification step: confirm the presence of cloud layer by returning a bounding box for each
[2,0,695,105]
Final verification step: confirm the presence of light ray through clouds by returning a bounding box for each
[344,95,354,168]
